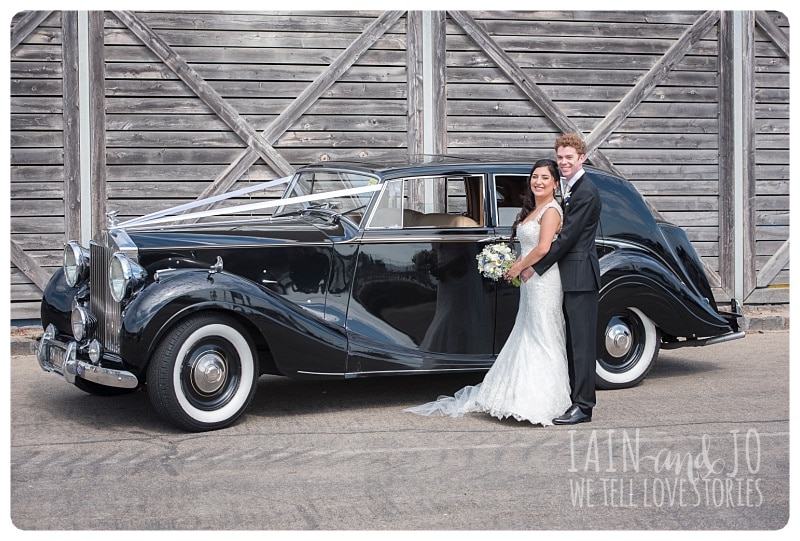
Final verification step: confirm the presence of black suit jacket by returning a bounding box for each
[533,171,601,292]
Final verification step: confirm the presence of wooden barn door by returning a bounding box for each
[9,10,789,320]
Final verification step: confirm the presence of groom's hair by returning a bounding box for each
[555,134,587,155]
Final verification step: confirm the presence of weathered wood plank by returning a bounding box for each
[104,11,393,33]
[11,234,82,250]
[100,62,408,82]
[11,217,68,233]
[446,93,724,118]
[105,45,407,66]
[448,50,721,72]
[8,302,45,321]
[9,131,64,146]
[11,165,72,182]
[450,13,711,39]
[10,148,64,164]
[106,182,285,199]
[102,78,408,98]
[103,131,407,158]
[10,239,51,291]
[10,182,64,198]
[746,287,789,305]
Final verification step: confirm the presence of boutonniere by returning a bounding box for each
[563,187,572,205]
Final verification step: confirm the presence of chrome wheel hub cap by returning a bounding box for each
[193,352,227,394]
[606,323,632,358]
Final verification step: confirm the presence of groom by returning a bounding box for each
[532,134,602,424]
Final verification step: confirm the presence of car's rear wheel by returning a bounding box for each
[147,313,258,431]
[596,306,659,389]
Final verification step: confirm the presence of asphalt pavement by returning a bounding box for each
[6,324,791,534]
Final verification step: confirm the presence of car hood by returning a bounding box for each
[124,214,343,251]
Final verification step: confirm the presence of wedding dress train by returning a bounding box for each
[405,200,571,425]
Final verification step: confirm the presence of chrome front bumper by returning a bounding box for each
[37,326,139,389]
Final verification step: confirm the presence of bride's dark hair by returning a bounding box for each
[511,158,560,240]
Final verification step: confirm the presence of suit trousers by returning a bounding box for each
[563,289,598,413]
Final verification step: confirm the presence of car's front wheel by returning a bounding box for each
[147,313,258,431]
[595,306,660,389]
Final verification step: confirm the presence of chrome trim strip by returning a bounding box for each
[296,367,488,377]
[74,361,139,389]
[358,234,494,244]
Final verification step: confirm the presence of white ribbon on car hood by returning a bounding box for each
[118,176,293,228]
[117,176,382,229]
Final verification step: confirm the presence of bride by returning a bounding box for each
[405,158,571,425]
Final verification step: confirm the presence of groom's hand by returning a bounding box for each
[520,266,534,282]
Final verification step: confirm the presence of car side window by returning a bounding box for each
[367,176,483,229]
[494,174,528,227]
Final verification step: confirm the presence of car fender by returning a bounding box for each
[599,248,732,338]
[118,269,347,376]
[40,268,82,334]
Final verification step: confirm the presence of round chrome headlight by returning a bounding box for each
[108,253,146,302]
[63,241,90,287]
[71,305,96,341]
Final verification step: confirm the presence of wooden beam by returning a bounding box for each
[755,11,789,59]
[192,10,406,205]
[406,11,424,157]
[741,11,757,297]
[430,11,447,155]
[62,11,82,241]
[10,10,52,50]
[717,12,736,297]
[89,11,107,237]
[10,240,51,292]
[757,238,790,288]
[586,11,720,154]
[113,10,294,177]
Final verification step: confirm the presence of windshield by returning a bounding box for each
[274,170,380,225]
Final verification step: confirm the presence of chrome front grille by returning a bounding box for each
[90,238,122,354]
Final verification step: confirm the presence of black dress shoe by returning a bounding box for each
[552,405,591,425]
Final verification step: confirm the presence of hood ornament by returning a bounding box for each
[106,210,120,228]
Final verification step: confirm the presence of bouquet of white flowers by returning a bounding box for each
[476,243,520,286]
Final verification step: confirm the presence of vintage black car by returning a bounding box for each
[38,159,744,431]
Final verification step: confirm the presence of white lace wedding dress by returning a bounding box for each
[405,200,572,425]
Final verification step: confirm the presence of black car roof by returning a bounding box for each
[297,157,614,182]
